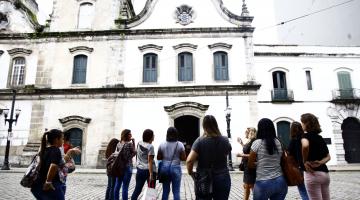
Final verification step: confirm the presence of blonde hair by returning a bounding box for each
[247,127,257,140]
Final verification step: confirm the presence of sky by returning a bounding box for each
[35,0,360,46]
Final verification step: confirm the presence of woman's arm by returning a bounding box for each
[43,164,58,191]
[186,150,198,175]
[157,149,163,160]
[148,155,155,180]
[236,153,249,158]
[180,150,187,161]
[301,138,313,172]
[247,151,257,169]
[311,153,331,168]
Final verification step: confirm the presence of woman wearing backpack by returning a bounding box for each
[105,138,120,200]
[186,115,232,200]
[113,129,136,200]
[157,127,186,200]
[31,129,65,200]
[131,129,156,200]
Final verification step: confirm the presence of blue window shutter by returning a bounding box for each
[143,53,157,82]
[72,55,87,84]
[178,52,193,81]
[214,52,228,80]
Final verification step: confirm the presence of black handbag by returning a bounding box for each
[20,154,40,188]
[239,160,245,171]
[193,138,220,198]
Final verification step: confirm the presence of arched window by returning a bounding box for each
[72,55,87,84]
[272,71,287,89]
[78,3,94,29]
[10,57,26,86]
[143,53,157,82]
[214,51,228,81]
[337,71,353,98]
[277,120,291,148]
[178,52,193,81]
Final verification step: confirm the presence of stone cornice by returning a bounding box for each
[0,85,261,100]
[173,43,198,50]
[7,48,32,56]
[138,44,163,52]
[208,42,232,50]
[0,27,255,41]
[164,102,209,112]
[69,46,94,54]
[255,52,360,58]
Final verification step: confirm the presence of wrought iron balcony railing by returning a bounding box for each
[332,88,360,100]
[271,89,294,101]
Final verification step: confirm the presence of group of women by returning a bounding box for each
[238,113,331,200]
[30,113,330,200]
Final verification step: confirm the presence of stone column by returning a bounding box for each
[243,36,256,84]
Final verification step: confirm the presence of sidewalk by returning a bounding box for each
[2,164,360,174]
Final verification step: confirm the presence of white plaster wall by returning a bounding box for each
[0,45,38,89]
[50,0,119,32]
[0,100,32,146]
[134,0,236,29]
[124,37,247,87]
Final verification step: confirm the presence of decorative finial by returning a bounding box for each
[241,0,250,17]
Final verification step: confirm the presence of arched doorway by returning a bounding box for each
[64,128,83,165]
[342,117,360,163]
[174,115,200,156]
[277,121,291,149]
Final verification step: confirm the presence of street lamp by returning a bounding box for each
[225,91,234,171]
[1,90,21,170]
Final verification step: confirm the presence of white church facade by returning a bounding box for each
[0,0,359,168]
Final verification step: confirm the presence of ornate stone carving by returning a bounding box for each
[173,43,198,50]
[208,43,232,50]
[174,5,196,26]
[0,12,9,30]
[0,50,3,56]
[164,101,209,112]
[138,44,163,52]
[59,115,91,124]
[7,48,32,56]
[69,46,94,54]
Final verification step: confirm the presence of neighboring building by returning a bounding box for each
[0,0,359,167]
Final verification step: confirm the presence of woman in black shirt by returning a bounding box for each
[301,113,331,200]
[31,129,65,200]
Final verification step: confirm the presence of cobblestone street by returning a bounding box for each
[0,171,359,199]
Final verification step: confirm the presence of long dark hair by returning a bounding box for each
[257,118,278,155]
[301,113,322,134]
[120,129,131,142]
[166,127,178,142]
[105,138,120,159]
[290,122,304,139]
[202,115,221,137]
[39,129,63,158]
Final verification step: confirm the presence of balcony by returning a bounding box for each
[331,89,360,103]
[271,89,294,102]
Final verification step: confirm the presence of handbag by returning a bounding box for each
[193,138,220,198]
[278,139,304,186]
[158,142,178,183]
[20,154,40,188]
[239,160,245,171]
[141,186,157,200]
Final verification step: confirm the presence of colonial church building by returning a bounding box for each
[0,0,359,168]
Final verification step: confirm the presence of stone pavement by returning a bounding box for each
[1,169,360,200]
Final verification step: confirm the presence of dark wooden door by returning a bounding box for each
[66,128,83,165]
[342,117,360,163]
[277,121,291,149]
[174,115,200,156]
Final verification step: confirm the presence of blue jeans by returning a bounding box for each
[297,182,309,200]
[212,172,231,200]
[105,175,116,200]
[253,175,288,200]
[31,180,65,200]
[162,165,182,200]
[131,168,156,200]
[114,166,132,200]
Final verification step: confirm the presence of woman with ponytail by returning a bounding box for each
[31,129,65,200]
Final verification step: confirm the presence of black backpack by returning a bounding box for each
[106,144,127,177]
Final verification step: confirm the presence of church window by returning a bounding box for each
[9,57,26,87]
[78,3,94,29]
[214,51,229,81]
[305,70,312,90]
[72,55,87,84]
[143,53,157,82]
[178,52,193,81]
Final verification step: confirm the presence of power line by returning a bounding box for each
[257,0,356,31]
